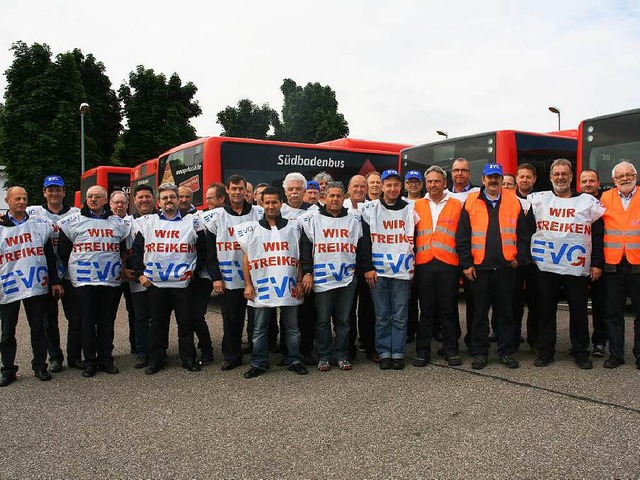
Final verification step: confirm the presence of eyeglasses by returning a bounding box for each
[614,173,637,181]
[451,169,470,174]
[159,195,177,201]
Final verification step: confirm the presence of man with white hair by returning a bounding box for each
[600,161,640,368]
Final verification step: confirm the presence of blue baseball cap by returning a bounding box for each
[307,180,320,191]
[404,170,423,182]
[43,175,65,188]
[381,169,402,181]
[482,163,503,177]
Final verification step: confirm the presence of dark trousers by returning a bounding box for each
[349,272,376,354]
[191,277,213,356]
[76,285,121,367]
[469,267,517,357]
[246,306,255,345]
[513,264,539,348]
[536,270,590,362]
[299,292,316,356]
[589,276,607,346]
[132,289,151,357]
[147,285,196,367]
[604,261,640,362]
[220,288,247,364]
[407,279,419,341]
[1,294,48,373]
[415,260,460,359]
[121,282,136,353]
[44,278,82,363]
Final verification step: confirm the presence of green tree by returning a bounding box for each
[278,78,349,143]
[118,66,201,165]
[217,99,281,139]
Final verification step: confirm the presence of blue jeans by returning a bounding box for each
[371,277,410,359]
[315,280,357,362]
[251,306,300,369]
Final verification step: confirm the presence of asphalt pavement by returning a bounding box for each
[1,298,640,479]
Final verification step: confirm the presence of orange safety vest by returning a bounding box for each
[600,188,640,265]
[464,189,521,264]
[414,196,462,266]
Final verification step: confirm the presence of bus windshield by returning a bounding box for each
[581,110,640,190]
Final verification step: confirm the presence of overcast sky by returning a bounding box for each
[1,0,639,147]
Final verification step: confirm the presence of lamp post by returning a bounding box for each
[548,106,561,131]
[80,103,89,174]
[436,130,449,139]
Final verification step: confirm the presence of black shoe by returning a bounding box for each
[577,359,593,370]
[592,344,606,357]
[412,357,429,368]
[220,359,242,371]
[301,354,317,366]
[471,355,488,370]
[199,352,214,366]
[82,366,98,378]
[134,356,149,369]
[603,356,625,369]
[366,352,380,363]
[534,357,554,367]
[392,358,405,370]
[145,364,161,375]
[182,361,202,372]
[379,358,392,370]
[68,359,85,370]
[288,362,308,375]
[99,363,119,374]
[34,368,52,381]
[446,355,463,367]
[500,356,520,369]
[0,372,17,387]
[49,359,63,373]
[244,366,266,379]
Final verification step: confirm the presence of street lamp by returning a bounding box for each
[548,106,561,131]
[436,130,449,139]
[80,102,90,174]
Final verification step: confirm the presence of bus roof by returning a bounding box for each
[580,107,640,123]
[316,137,412,152]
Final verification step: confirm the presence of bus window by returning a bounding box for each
[80,173,97,199]
[514,133,577,192]
[159,144,204,205]
[108,173,132,196]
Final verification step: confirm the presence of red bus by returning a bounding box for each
[401,130,578,192]
[76,166,133,207]
[577,108,640,193]
[157,136,406,208]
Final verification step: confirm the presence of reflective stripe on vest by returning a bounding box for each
[601,188,640,265]
[413,197,462,266]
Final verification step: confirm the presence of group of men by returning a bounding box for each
[2,157,640,386]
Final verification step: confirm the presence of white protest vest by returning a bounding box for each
[26,205,80,279]
[236,220,302,307]
[57,213,129,287]
[529,191,605,276]
[135,214,199,288]
[360,200,418,280]
[300,211,362,292]
[202,205,264,289]
[0,216,54,304]
[281,203,318,220]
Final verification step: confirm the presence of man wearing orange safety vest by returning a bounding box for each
[412,166,463,367]
[600,161,640,369]
[456,163,529,370]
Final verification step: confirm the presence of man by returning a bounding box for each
[314,171,333,204]
[456,163,528,370]
[109,191,137,356]
[448,158,479,201]
[204,174,263,371]
[403,170,424,202]
[365,171,382,201]
[503,174,516,189]
[281,172,316,219]
[580,169,607,357]
[58,186,130,378]
[254,183,269,207]
[413,166,463,367]
[516,163,537,200]
[344,175,368,211]
[1,187,62,387]
[178,186,214,366]
[528,159,604,369]
[132,183,155,216]
[303,181,321,206]
[300,181,364,371]
[131,183,205,374]
[237,187,308,378]
[26,175,81,372]
[600,161,640,369]
[360,169,419,370]
[206,183,227,210]
[245,182,254,203]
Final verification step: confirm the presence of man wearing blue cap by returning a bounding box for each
[26,175,81,373]
[303,181,320,206]
[456,163,529,369]
[403,170,424,203]
[360,169,420,370]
